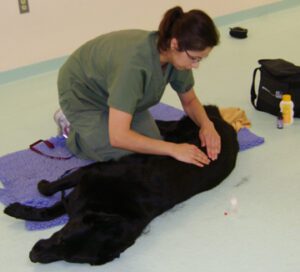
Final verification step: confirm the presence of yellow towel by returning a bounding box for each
[219,107,251,132]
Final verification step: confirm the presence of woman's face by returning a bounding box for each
[168,38,212,70]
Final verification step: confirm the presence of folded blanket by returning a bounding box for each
[220,107,251,132]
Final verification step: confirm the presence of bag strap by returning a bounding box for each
[250,67,260,109]
[29,139,73,160]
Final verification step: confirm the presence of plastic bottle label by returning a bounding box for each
[280,103,293,124]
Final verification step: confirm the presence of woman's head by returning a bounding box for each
[157,6,220,52]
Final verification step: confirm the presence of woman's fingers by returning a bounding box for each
[173,143,210,167]
[206,137,221,161]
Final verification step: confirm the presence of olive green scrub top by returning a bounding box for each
[58,30,194,161]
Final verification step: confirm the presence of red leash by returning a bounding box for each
[29,139,73,160]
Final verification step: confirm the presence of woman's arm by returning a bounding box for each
[108,107,210,167]
[178,88,221,160]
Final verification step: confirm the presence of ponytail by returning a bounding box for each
[157,6,219,52]
[157,6,184,51]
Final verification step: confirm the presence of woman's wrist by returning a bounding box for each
[200,117,214,129]
[164,142,178,158]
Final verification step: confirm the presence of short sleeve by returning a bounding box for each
[169,69,195,93]
[107,65,145,114]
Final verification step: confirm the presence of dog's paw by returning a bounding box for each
[4,202,24,218]
[38,180,53,196]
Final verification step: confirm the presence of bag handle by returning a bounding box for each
[29,139,73,160]
[250,67,260,109]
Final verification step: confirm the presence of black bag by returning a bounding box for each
[251,59,300,117]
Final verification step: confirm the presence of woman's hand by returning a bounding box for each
[199,121,221,161]
[171,143,210,167]
[177,89,221,161]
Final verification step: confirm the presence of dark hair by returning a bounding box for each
[157,6,220,52]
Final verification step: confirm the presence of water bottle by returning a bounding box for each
[279,94,294,126]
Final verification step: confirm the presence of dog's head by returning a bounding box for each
[29,211,140,265]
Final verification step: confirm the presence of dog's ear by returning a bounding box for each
[82,211,123,226]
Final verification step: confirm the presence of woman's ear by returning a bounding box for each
[170,38,179,50]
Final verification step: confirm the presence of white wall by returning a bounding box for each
[0,0,278,72]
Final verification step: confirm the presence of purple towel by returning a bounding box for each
[0,103,263,230]
[0,137,91,230]
[238,127,264,151]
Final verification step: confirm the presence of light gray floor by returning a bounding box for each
[1,4,300,272]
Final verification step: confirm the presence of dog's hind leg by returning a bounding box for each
[38,167,88,196]
[4,201,65,221]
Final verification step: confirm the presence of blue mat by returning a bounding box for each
[0,103,264,230]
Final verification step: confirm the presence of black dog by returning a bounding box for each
[4,106,239,265]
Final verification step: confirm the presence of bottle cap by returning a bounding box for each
[282,94,291,101]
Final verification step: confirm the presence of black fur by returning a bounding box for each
[4,106,239,265]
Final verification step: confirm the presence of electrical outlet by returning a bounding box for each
[18,0,30,14]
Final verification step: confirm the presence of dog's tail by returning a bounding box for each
[3,201,65,221]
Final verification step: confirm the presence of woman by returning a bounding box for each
[56,6,221,167]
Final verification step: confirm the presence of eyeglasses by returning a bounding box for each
[185,50,202,63]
